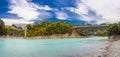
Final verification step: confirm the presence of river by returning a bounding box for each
[0,37,109,57]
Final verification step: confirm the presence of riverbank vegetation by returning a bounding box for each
[0,18,110,38]
[107,23,120,40]
[76,27,108,36]
[0,19,6,36]
[108,23,120,36]
[25,20,73,37]
[0,19,74,37]
[74,24,108,37]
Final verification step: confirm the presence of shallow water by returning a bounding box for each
[0,37,109,57]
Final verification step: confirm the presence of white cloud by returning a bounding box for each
[38,5,53,11]
[65,7,75,12]
[55,12,68,20]
[81,0,120,23]
[75,3,89,15]
[2,18,34,25]
[8,0,40,21]
[65,4,95,22]
[66,0,120,24]
[6,0,53,25]
[6,0,120,24]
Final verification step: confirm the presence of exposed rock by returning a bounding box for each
[106,40,120,57]
[29,30,81,39]
[109,35,120,40]
[46,30,80,38]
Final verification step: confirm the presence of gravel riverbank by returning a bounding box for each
[96,40,120,57]
[105,40,120,57]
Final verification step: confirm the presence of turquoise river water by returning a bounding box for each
[0,37,109,57]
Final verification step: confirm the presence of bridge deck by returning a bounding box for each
[73,25,109,28]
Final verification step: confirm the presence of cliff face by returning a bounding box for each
[50,30,80,38]
[31,30,81,39]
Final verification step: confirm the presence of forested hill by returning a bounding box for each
[0,19,78,38]
[0,19,110,38]
[0,19,6,36]
[25,20,73,37]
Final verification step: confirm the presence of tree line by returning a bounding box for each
[25,20,73,37]
[0,19,23,36]
[75,26,108,36]
[108,23,120,36]
[0,19,6,36]
[0,19,73,37]
[1,18,114,38]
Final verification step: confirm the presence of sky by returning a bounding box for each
[0,0,120,25]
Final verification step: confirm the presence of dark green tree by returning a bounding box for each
[108,23,120,36]
[0,19,6,36]
[25,20,73,37]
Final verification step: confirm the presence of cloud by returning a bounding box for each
[37,5,53,11]
[65,4,98,23]
[2,18,34,25]
[81,0,120,23]
[73,3,96,22]
[55,11,68,20]
[75,3,89,15]
[8,0,40,21]
[6,0,53,25]
[65,0,120,24]
[5,0,120,25]
[38,11,52,20]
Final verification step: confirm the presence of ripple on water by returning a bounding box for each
[0,37,109,57]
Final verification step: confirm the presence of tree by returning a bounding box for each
[46,21,58,35]
[5,25,13,35]
[0,19,6,36]
[40,20,49,27]
[26,20,73,37]
[108,23,120,36]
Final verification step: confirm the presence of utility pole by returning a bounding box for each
[24,25,27,38]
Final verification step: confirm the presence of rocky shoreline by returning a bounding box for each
[81,39,120,57]
[97,40,120,57]
[105,40,120,57]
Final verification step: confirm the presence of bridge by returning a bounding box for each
[73,25,109,28]
[73,25,109,36]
